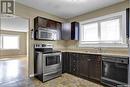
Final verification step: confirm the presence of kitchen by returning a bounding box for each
[0,0,130,87]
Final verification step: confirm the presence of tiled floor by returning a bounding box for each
[0,56,28,84]
[32,73,104,87]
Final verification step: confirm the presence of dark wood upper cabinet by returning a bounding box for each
[47,20,56,29]
[61,22,79,40]
[34,16,62,30]
[126,8,129,39]
[71,22,79,40]
[56,22,62,30]
[34,17,48,29]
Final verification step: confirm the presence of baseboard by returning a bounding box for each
[0,55,27,59]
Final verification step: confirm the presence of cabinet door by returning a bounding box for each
[88,55,101,81]
[62,52,67,73]
[56,22,62,30]
[34,17,48,29]
[88,57,97,79]
[62,52,70,73]
[38,17,48,28]
[95,55,101,81]
[70,53,79,75]
[61,23,71,40]
[34,17,61,30]
[71,22,79,40]
[47,20,56,29]
[56,22,62,39]
[78,54,89,78]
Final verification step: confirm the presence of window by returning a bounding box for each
[100,18,120,42]
[0,35,2,49]
[80,11,127,47]
[0,35,19,49]
[82,22,98,42]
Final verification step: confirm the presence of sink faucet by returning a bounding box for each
[98,48,102,53]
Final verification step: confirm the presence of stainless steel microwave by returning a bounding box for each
[36,27,59,40]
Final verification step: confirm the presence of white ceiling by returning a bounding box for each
[16,0,125,19]
[1,17,29,32]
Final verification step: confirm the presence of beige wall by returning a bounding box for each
[0,30,27,57]
[68,0,129,22]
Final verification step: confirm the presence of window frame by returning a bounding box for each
[79,11,127,48]
[0,34,20,50]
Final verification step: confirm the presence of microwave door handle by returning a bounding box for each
[60,55,62,63]
[51,33,55,40]
[38,30,41,39]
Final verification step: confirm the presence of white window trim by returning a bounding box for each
[79,11,127,48]
[0,34,20,50]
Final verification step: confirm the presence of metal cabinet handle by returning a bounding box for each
[73,68,76,71]
[88,59,91,61]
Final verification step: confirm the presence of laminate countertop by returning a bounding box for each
[60,50,129,58]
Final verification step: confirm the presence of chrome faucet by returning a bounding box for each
[98,48,102,53]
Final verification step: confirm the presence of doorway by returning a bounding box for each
[0,16,29,84]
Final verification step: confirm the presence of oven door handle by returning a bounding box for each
[102,59,128,64]
[44,71,61,76]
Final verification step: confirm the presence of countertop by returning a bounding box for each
[60,50,129,58]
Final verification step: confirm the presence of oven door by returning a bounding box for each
[43,52,62,73]
[102,60,128,86]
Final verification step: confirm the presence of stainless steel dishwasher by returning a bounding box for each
[101,56,129,87]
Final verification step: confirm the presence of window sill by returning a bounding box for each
[0,49,20,50]
[79,43,128,48]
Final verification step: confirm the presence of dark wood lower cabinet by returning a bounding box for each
[78,54,89,78]
[62,52,70,73]
[69,53,79,75]
[88,55,101,81]
[62,52,101,82]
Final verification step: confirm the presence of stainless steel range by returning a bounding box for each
[34,44,62,82]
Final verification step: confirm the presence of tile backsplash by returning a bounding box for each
[65,40,128,55]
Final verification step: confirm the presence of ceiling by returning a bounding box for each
[16,0,125,19]
[1,17,29,32]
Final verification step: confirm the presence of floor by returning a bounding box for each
[0,56,28,84]
[32,74,104,87]
[0,74,104,87]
